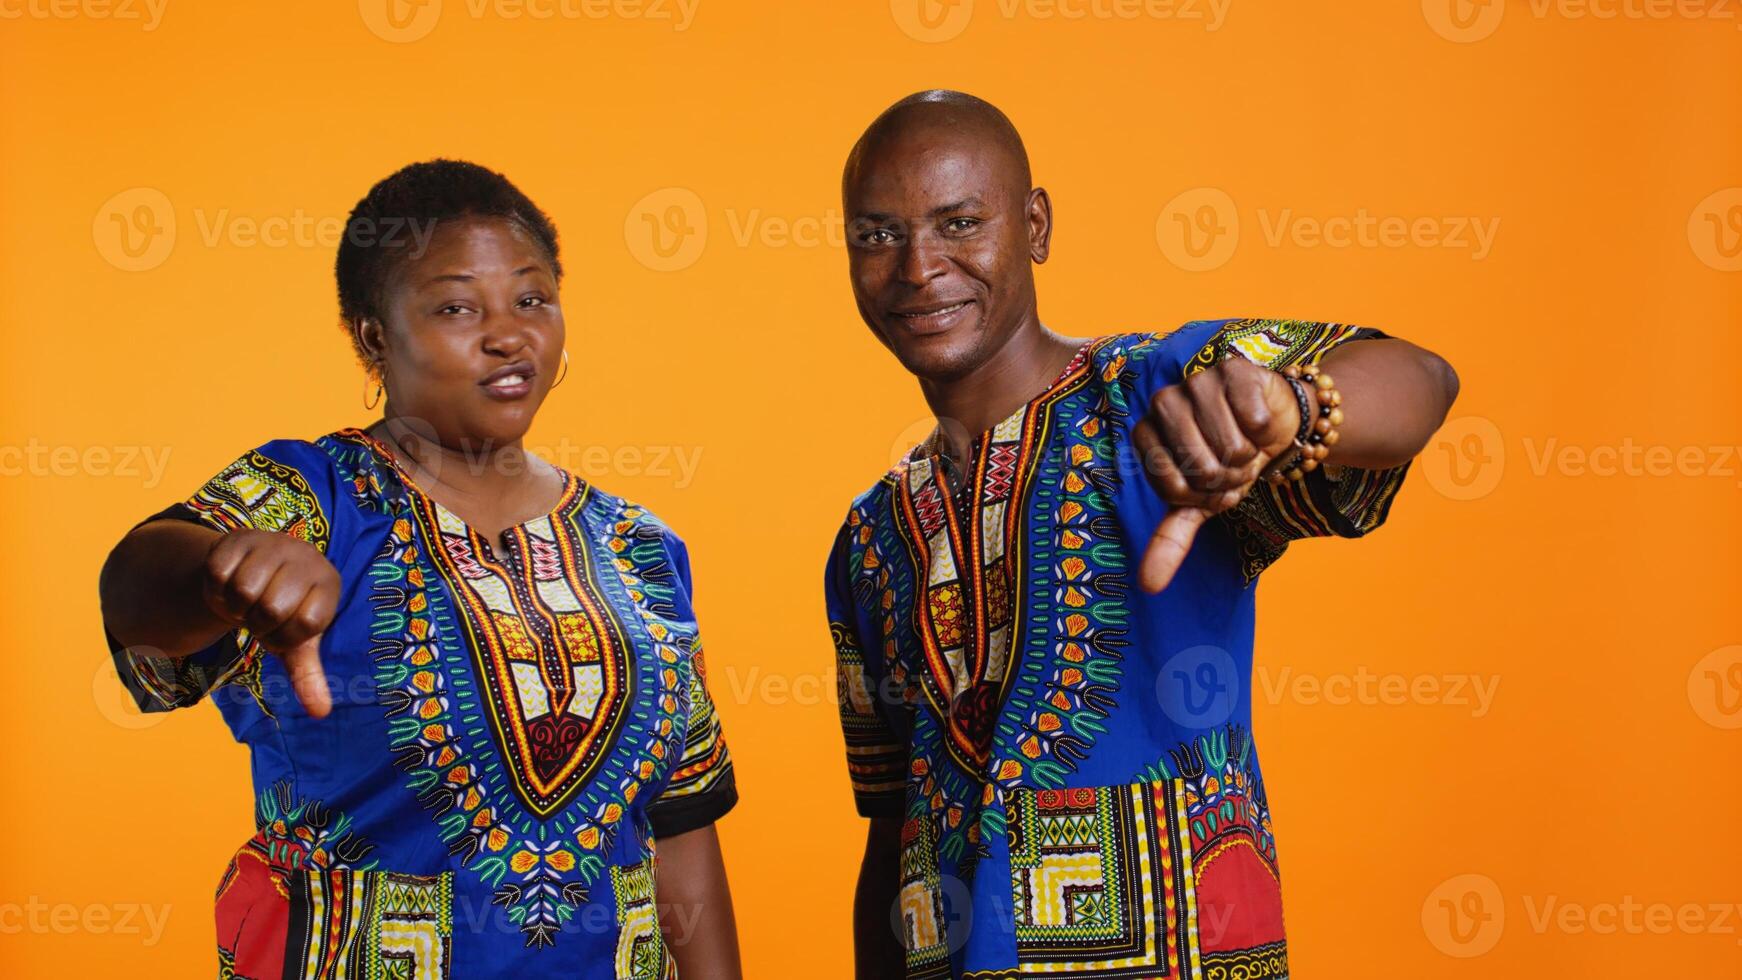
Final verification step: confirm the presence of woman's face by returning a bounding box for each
[364,215,564,452]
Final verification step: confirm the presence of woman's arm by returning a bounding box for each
[854,815,904,978]
[100,519,230,658]
[657,824,742,979]
[99,521,340,715]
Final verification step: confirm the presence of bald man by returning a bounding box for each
[824,91,1459,978]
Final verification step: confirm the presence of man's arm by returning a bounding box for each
[657,824,742,979]
[855,815,905,978]
[1133,335,1458,591]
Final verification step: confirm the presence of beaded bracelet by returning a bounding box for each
[1265,362,1344,484]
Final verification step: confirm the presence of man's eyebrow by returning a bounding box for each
[930,197,985,216]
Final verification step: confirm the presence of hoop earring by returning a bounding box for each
[363,370,384,410]
[551,350,570,390]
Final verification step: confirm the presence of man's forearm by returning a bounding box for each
[1316,337,1459,470]
[855,816,905,978]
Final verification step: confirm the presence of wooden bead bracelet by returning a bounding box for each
[1265,362,1344,484]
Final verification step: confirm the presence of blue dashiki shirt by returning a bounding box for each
[106,428,736,979]
[826,318,1410,979]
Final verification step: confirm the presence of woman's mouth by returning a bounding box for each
[480,364,537,400]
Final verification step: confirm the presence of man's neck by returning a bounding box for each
[918,315,1081,460]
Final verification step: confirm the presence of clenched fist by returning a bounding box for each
[202,529,340,717]
[1131,356,1304,594]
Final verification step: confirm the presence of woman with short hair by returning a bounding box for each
[99,159,741,979]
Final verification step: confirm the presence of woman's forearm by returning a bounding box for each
[657,825,742,979]
[98,519,228,658]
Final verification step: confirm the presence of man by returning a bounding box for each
[826,90,1458,978]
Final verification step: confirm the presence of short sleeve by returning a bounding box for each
[1181,318,1412,580]
[827,513,908,819]
[646,533,738,838]
[105,440,338,713]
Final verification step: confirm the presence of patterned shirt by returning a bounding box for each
[107,429,736,980]
[826,319,1409,979]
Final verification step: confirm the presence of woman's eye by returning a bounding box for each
[437,304,470,316]
[518,295,546,309]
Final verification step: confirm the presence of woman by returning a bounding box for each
[98,160,741,979]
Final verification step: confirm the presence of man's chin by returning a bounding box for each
[881,323,988,384]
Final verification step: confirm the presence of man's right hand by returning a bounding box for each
[202,529,339,718]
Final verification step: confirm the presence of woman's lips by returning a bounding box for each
[480,370,535,400]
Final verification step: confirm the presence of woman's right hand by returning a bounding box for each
[202,529,340,718]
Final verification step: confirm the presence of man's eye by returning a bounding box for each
[946,217,980,232]
[865,228,898,245]
[438,304,470,316]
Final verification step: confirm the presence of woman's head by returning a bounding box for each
[337,159,564,451]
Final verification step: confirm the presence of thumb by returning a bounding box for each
[1139,506,1209,594]
[279,634,332,719]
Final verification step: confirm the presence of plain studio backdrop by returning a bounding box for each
[2,1,1739,976]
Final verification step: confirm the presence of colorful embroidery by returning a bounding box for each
[1005,782,1195,976]
[609,856,675,979]
[899,813,954,979]
[215,783,378,979]
[339,432,697,948]
[286,869,453,979]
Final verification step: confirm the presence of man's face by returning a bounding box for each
[845,125,1042,383]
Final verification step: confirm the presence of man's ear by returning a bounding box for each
[1027,186,1053,264]
[352,317,387,367]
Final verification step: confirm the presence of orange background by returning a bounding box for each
[3,1,1740,976]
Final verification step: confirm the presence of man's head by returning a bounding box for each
[843,90,1051,383]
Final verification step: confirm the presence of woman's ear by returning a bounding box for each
[352,317,387,367]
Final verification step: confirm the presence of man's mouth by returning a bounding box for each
[890,299,976,335]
